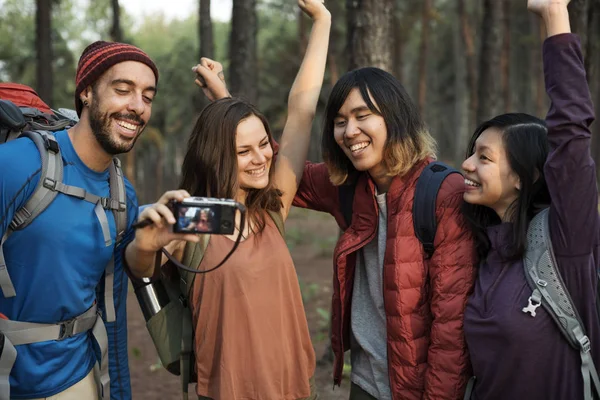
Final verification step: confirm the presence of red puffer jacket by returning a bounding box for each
[293,159,477,400]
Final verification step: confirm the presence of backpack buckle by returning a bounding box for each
[43,177,57,190]
[578,335,591,353]
[42,135,59,153]
[57,319,76,340]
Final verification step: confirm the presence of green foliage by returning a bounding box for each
[0,0,81,107]
[131,346,142,359]
[298,279,321,303]
[0,0,36,83]
[257,4,300,131]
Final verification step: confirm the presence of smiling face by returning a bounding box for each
[83,61,156,155]
[462,127,521,220]
[235,115,274,195]
[333,88,389,179]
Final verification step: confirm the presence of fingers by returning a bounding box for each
[200,57,222,71]
[139,190,191,228]
[298,0,329,19]
[138,206,167,229]
[158,189,190,205]
[138,203,175,228]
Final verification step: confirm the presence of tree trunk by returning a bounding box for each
[110,0,122,42]
[229,0,258,104]
[347,0,394,71]
[108,0,135,184]
[568,0,589,59]
[477,0,504,123]
[327,0,343,85]
[454,0,470,165]
[392,2,405,83]
[459,0,477,130]
[36,0,53,106]
[533,17,545,118]
[501,0,511,112]
[199,0,214,59]
[299,7,308,55]
[417,0,432,114]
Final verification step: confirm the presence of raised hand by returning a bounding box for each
[298,0,330,21]
[133,190,199,254]
[527,0,570,16]
[527,0,571,37]
[192,57,231,101]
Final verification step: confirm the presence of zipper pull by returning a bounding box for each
[522,288,542,317]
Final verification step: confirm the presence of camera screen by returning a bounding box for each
[174,205,219,234]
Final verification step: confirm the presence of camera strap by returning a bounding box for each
[160,207,246,275]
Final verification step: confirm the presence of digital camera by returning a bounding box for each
[171,197,237,235]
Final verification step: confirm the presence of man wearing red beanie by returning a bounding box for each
[0,41,159,399]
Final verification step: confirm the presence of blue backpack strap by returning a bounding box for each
[412,161,460,259]
[338,182,356,229]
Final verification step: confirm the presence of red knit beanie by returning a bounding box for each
[74,41,159,116]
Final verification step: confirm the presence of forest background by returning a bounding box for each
[1,1,600,396]
[2,0,599,204]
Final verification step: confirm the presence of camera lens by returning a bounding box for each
[222,220,232,229]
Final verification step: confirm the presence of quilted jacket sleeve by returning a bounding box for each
[423,174,477,400]
[292,162,339,215]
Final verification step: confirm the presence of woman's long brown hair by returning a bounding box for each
[179,98,282,235]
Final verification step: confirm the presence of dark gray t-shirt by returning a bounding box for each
[350,192,392,399]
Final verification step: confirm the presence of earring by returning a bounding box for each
[83,99,89,107]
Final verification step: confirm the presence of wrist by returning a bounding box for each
[541,4,571,37]
[312,12,331,24]
[128,238,158,256]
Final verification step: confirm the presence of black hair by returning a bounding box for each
[462,113,550,260]
[321,67,436,184]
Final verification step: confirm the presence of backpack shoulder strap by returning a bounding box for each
[0,130,61,298]
[108,157,128,244]
[267,209,285,237]
[181,235,211,298]
[103,157,128,323]
[338,182,356,229]
[412,161,460,259]
[522,208,600,400]
[10,130,62,231]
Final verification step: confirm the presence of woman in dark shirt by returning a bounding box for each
[461,0,600,399]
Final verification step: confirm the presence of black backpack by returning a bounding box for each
[338,161,460,258]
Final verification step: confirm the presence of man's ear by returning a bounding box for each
[80,86,93,106]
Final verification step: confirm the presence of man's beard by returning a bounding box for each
[88,100,145,155]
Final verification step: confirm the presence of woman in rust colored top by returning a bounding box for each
[129,1,330,399]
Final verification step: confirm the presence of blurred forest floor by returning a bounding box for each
[127,207,351,399]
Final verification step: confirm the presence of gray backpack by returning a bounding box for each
[0,127,127,399]
[464,208,600,400]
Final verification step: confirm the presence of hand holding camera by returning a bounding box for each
[132,190,202,254]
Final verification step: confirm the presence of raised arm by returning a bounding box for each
[529,0,598,254]
[274,0,331,219]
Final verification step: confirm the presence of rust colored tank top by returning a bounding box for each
[190,216,316,399]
